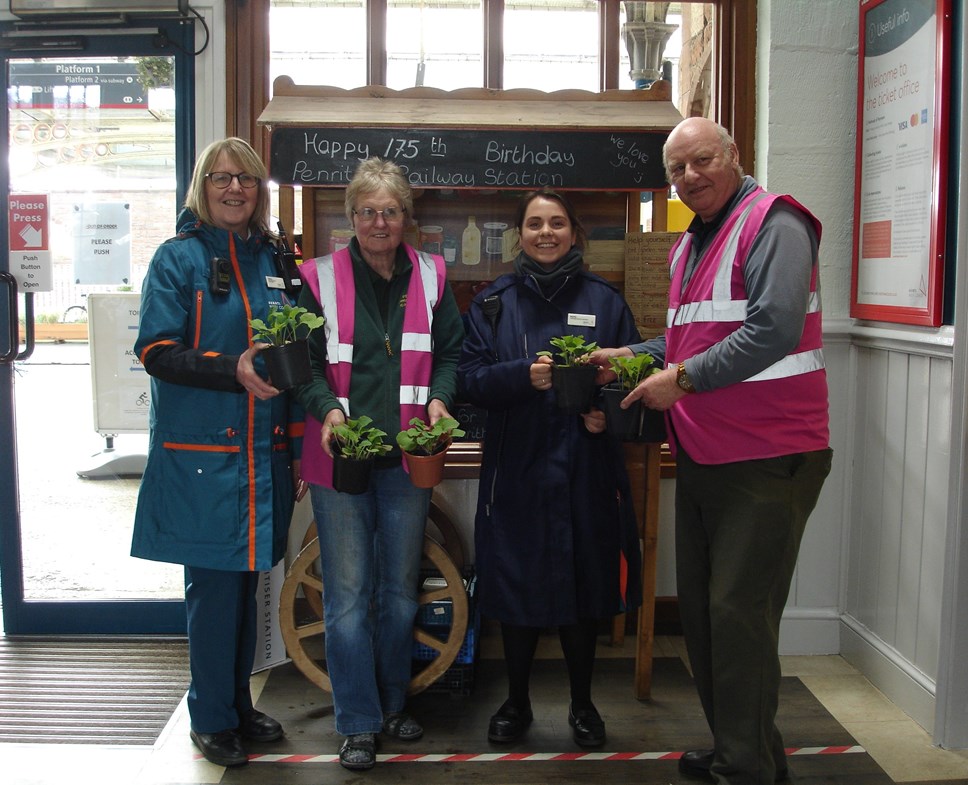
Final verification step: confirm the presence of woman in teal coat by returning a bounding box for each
[132,138,305,768]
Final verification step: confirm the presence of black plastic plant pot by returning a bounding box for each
[263,339,312,389]
[551,364,599,414]
[331,454,373,494]
[601,385,667,443]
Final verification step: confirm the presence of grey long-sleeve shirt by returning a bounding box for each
[629,176,820,392]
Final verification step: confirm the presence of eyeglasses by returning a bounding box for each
[352,206,406,224]
[206,171,260,189]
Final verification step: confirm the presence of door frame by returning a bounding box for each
[0,18,195,634]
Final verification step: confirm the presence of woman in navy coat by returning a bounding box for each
[458,189,642,749]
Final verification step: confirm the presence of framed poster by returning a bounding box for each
[850,0,952,325]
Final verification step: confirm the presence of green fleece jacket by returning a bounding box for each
[295,239,463,463]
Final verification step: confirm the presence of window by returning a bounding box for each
[502,0,599,92]
[236,0,756,172]
[386,0,483,90]
[237,1,755,175]
[270,1,367,90]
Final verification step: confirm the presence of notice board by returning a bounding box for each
[624,231,680,342]
[850,0,952,325]
[88,292,149,435]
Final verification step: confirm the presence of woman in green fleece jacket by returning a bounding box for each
[295,157,463,771]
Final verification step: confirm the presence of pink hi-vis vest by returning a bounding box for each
[666,188,829,464]
[298,244,446,487]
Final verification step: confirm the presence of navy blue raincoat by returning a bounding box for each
[458,265,643,627]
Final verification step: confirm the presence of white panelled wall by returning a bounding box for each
[841,330,953,732]
[755,0,967,748]
[45,0,960,750]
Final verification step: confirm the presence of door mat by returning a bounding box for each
[0,636,189,745]
[221,657,897,784]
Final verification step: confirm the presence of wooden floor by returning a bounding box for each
[2,633,967,784]
[220,654,898,785]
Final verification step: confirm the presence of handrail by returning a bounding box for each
[0,271,19,364]
[17,290,35,361]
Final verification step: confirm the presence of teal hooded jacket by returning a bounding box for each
[131,216,303,571]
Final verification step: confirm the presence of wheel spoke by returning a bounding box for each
[281,519,469,695]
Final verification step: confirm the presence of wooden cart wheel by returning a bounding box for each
[424,501,465,573]
[298,499,465,619]
[279,534,469,695]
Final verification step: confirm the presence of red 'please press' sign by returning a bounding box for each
[9,194,49,252]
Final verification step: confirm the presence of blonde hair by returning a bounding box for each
[344,157,414,224]
[184,137,272,235]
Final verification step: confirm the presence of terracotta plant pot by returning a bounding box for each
[403,447,449,489]
[551,364,599,414]
[331,454,373,494]
[601,385,667,442]
[263,339,312,389]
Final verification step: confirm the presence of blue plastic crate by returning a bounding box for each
[420,662,475,696]
[416,599,457,627]
[416,574,476,627]
[413,615,479,664]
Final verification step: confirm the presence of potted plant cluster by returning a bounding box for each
[537,334,601,414]
[396,416,465,489]
[330,415,391,494]
[249,304,325,389]
[602,352,666,442]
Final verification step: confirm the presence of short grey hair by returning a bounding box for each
[344,157,414,224]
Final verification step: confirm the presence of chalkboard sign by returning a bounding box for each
[453,402,488,443]
[269,127,668,191]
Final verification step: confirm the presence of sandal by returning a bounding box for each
[382,711,424,741]
[338,733,376,770]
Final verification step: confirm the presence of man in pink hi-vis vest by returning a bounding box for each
[594,118,832,785]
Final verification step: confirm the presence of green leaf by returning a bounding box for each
[331,415,392,459]
[395,416,465,456]
[607,352,658,390]
[250,304,324,346]
[543,334,600,366]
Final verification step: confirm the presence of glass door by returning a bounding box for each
[0,20,194,633]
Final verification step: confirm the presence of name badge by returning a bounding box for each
[265,275,286,289]
[568,313,596,328]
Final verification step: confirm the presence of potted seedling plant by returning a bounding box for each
[249,303,325,389]
[396,416,466,488]
[330,415,391,494]
[601,352,666,442]
[537,334,601,414]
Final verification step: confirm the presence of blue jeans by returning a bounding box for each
[309,465,430,735]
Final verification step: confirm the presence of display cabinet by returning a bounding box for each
[258,81,682,698]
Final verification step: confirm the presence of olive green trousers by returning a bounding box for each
[675,448,833,785]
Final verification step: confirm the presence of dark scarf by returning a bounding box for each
[514,246,584,298]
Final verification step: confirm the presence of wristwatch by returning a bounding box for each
[676,361,696,393]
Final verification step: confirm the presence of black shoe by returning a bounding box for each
[678,749,789,782]
[238,708,284,742]
[487,699,533,743]
[568,703,606,748]
[190,729,248,767]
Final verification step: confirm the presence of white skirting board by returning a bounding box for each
[839,615,937,735]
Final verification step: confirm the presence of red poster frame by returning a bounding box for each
[850,0,952,326]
